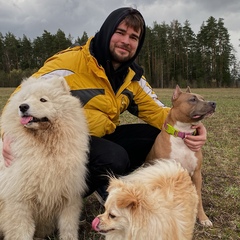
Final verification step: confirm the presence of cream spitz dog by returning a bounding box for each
[92,160,198,240]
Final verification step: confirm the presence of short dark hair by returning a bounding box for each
[122,9,145,40]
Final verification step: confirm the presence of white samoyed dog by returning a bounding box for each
[0,76,89,240]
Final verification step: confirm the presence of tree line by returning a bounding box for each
[0,16,239,88]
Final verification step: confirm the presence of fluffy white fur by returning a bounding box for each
[92,160,198,240]
[0,76,89,240]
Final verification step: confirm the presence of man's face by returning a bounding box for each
[109,21,141,68]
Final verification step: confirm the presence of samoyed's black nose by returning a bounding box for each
[19,103,29,113]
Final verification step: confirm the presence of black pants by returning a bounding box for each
[84,123,160,197]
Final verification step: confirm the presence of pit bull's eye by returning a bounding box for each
[109,213,116,219]
[40,98,47,102]
[190,96,197,102]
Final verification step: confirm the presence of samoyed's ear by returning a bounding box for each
[20,76,37,86]
[58,76,70,93]
[46,76,70,93]
[19,76,70,95]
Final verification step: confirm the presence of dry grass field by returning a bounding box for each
[0,87,239,239]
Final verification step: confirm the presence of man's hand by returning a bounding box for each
[184,122,207,152]
[2,135,14,167]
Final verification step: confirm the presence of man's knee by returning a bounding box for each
[88,136,130,176]
[106,146,130,175]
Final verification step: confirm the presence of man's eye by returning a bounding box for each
[116,31,123,35]
[131,36,138,41]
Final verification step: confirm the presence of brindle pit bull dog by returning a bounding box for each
[146,85,216,227]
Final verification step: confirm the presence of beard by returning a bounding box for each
[111,51,130,63]
[110,44,135,64]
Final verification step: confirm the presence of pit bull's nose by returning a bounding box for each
[210,101,216,109]
[19,103,29,113]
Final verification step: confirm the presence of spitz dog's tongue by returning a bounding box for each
[20,116,33,125]
[92,217,100,231]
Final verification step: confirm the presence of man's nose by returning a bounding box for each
[121,35,130,44]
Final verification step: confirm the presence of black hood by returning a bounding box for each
[92,7,146,91]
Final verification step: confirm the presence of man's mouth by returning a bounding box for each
[117,45,130,52]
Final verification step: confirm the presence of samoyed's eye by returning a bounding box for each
[40,98,47,102]
[109,213,116,219]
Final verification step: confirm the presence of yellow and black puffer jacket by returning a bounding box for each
[32,37,169,137]
[31,8,170,137]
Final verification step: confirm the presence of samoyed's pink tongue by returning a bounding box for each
[20,116,33,125]
[92,217,100,231]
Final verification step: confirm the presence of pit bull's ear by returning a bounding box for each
[186,86,191,93]
[172,85,182,101]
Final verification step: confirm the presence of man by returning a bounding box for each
[2,7,207,203]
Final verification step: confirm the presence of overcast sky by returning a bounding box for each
[1,0,240,60]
